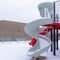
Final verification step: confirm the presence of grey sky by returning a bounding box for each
[0,0,57,23]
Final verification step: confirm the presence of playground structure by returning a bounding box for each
[24,0,60,59]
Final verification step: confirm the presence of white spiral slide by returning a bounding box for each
[24,17,53,57]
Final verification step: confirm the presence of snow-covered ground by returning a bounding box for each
[0,40,60,60]
[0,41,31,60]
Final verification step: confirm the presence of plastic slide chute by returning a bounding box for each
[27,35,51,57]
[24,2,54,58]
[24,18,52,57]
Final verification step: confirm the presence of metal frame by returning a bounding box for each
[51,1,59,56]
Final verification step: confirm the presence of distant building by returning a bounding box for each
[0,20,32,42]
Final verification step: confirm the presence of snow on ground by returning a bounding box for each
[0,40,60,60]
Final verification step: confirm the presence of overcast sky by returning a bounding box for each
[0,0,57,23]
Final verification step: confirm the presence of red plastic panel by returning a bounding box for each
[39,31,46,35]
[29,38,37,46]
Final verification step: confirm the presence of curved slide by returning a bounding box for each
[27,35,51,57]
[24,17,53,57]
